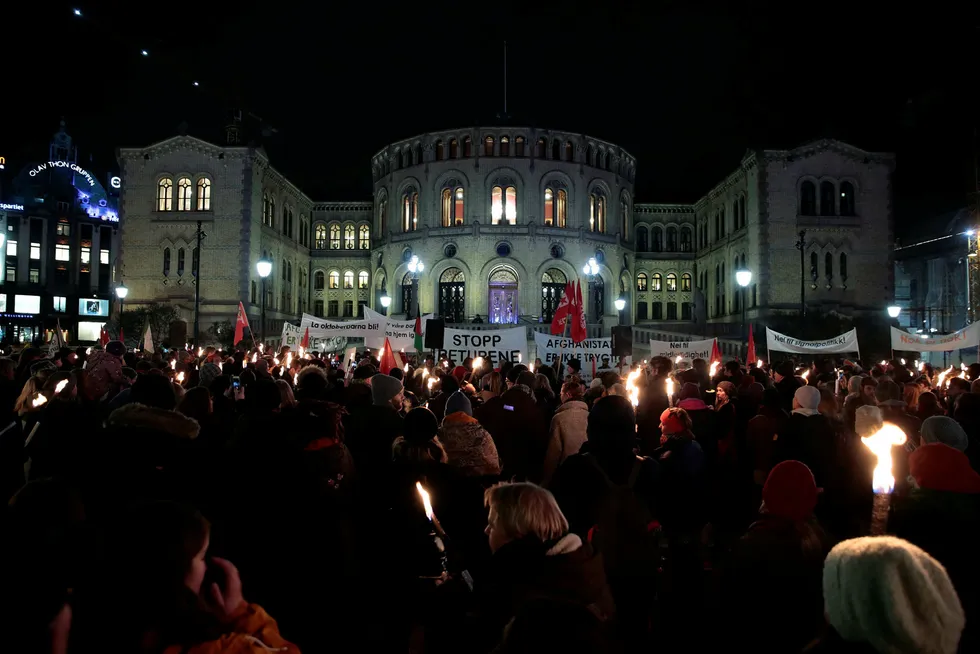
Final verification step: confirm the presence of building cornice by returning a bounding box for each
[760,138,894,166]
[312,202,374,212]
[633,203,695,214]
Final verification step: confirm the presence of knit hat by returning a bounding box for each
[371,373,403,405]
[909,443,980,494]
[451,366,468,383]
[823,536,965,654]
[774,360,795,379]
[403,406,439,444]
[445,390,472,417]
[659,408,687,435]
[854,405,884,439]
[352,364,376,381]
[793,385,821,410]
[198,362,221,389]
[29,360,58,377]
[921,415,969,452]
[847,375,863,394]
[763,460,818,521]
[679,382,701,401]
[875,379,905,407]
[106,340,126,357]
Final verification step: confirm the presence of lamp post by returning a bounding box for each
[256,258,272,346]
[614,296,626,324]
[408,255,424,318]
[115,283,128,344]
[192,221,206,347]
[380,293,392,316]
[736,268,752,362]
[583,257,600,321]
[795,230,807,338]
[887,306,901,359]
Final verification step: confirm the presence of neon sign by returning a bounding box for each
[110,176,121,189]
[0,203,24,211]
[29,160,97,187]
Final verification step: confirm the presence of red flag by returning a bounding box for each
[571,280,587,343]
[549,282,574,335]
[233,302,251,345]
[300,327,310,349]
[746,323,757,365]
[710,338,722,363]
[119,327,124,343]
[100,327,109,346]
[379,337,398,375]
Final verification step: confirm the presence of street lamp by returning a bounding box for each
[582,257,599,277]
[614,297,626,311]
[736,268,752,362]
[257,258,272,346]
[887,305,901,319]
[380,293,391,316]
[407,255,424,317]
[115,283,129,342]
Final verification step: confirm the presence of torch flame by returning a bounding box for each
[861,423,907,493]
[529,362,535,373]
[170,359,177,370]
[427,377,436,390]
[86,347,92,355]
[666,377,674,398]
[32,393,47,408]
[675,355,682,364]
[54,379,69,395]
[625,369,641,407]
[961,362,968,371]
[880,360,887,366]
[258,343,265,353]
[709,361,719,377]
[900,358,906,365]
[293,372,298,385]
[197,347,204,357]
[285,352,293,368]
[404,362,409,373]
[937,365,955,389]
[422,367,429,380]
[251,352,257,363]
[473,357,484,371]
[756,359,763,369]
[801,369,810,380]
[416,482,435,521]
[176,371,185,383]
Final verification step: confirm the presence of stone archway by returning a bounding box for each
[488,265,519,324]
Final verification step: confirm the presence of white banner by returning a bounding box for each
[362,307,432,351]
[298,314,368,339]
[766,327,860,354]
[647,337,716,363]
[891,323,980,352]
[280,322,347,352]
[280,322,302,349]
[533,333,612,382]
[436,327,527,367]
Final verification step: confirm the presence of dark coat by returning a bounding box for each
[475,388,548,482]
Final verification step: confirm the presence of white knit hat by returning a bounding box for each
[823,536,964,654]
[854,405,883,439]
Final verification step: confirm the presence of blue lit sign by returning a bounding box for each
[0,203,24,211]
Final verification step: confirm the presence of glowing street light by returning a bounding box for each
[582,257,599,277]
[887,305,901,319]
[257,258,272,345]
[614,297,626,312]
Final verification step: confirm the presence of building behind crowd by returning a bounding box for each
[0,122,121,344]
[117,116,896,348]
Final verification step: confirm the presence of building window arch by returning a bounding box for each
[541,268,567,322]
[621,195,630,236]
[463,136,472,157]
[343,224,355,249]
[543,187,566,227]
[651,226,663,252]
[343,270,354,289]
[163,247,171,276]
[491,185,517,225]
[314,224,327,249]
[500,136,510,156]
[800,180,816,216]
[314,270,325,290]
[666,226,678,252]
[358,270,370,289]
[820,181,836,216]
[651,273,663,292]
[449,138,458,158]
[488,266,519,324]
[377,197,388,235]
[636,226,648,252]
[534,138,546,158]
[840,181,856,216]
[666,272,677,292]
[484,135,495,156]
[840,252,848,282]
[564,141,574,161]
[401,272,414,314]
[440,267,466,323]
[359,224,370,249]
[585,144,595,166]
[196,177,211,211]
[681,272,692,292]
[177,248,185,276]
[442,187,465,226]
[589,190,606,233]
[680,226,693,252]
[402,188,419,231]
[157,177,174,211]
[326,224,340,249]
[825,252,833,282]
[636,272,648,291]
[435,140,444,161]
[810,252,819,281]
[515,136,525,157]
[175,176,192,211]
[328,271,340,289]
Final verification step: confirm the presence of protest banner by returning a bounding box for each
[362,307,432,351]
[436,327,527,367]
[298,314,368,340]
[647,337,716,363]
[890,323,980,352]
[533,332,612,382]
[766,327,860,354]
[280,322,302,349]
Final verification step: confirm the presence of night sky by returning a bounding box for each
[2,1,976,233]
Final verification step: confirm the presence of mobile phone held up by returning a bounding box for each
[231,376,240,390]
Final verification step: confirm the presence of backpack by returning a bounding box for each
[583,453,661,583]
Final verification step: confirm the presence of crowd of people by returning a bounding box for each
[0,341,977,653]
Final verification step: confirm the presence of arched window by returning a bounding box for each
[585,144,594,166]
[666,273,677,292]
[621,196,630,236]
[262,193,269,225]
[636,272,648,291]
[820,181,836,216]
[378,199,387,235]
[343,271,354,289]
[652,227,663,252]
[738,195,746,229]
[589,191,606,233]
[196,178,211,211]
[329,271,340,289]
[825,252,833,282]
[551,139,560,160]
[176,177,193,211]
[402,190,419,231]
[488,267,519,324]
[491,186,517,225]
[449,138,458,158]
[157,178,173,211]
[163,248,171,276]
[314,224,327,249]
[515,136,525,157]
[534,138,546,158]
[681,273,692,292]
[680,227,693,252]
[267,197,276,229]
[358,271,370,289]
[500,136,510,156]
[435,140,444,161]
[840,252,848,283]
[564,142,574,161]
[800,181,816,216]
[484,136,495,156]
[177,248,185,276]
[440,267,466,323]
[359,225,370,249]
[282,260,287,280]
[463,136,472,157]
[329,224,341,249]
[541,268,567,322]
[666,226,678,252]
[652,273,663,292]
[543,187,566,228]
[399,150,409,169]
[810,252,819,281]
[840,181,855,216]
[314,271,325,290]
[402,272,414,315]
[343,224,355,249]
[286,261,292,282]
[636,226,648,252]
[442,187,464,226]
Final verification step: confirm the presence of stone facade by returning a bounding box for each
[118,132,894,341]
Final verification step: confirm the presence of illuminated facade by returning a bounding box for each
[0,122,121,344]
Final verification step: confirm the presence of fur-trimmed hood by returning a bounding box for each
[108,402,200,440]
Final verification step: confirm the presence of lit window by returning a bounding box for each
[30,243,40,260]
[314,224,327,249]
[29,268,39,283]
[344,224,355,249]
[343,271,354,289]
[6,240,17,257]
[652,273,663,291]
[55,244,70,261]
[442,187,465,227]
[666,273,677,292]
[329,224,340,249]
[402,191,419,231]
[56,223,70,236]
[637,273,648,292]
[491,185,517,225]
[81,246,91,264]
[589,191,606,233]
[358,271,369,289]
[358,225,370,249]
[177,177,193,211]
[329,271,340,289]
[314,271,324,290]
[100,250,109,265]
[53,296,67,312]
[544,188,553,226]
[157,178,173,211]
[5,267,14,282]
[544,187,566,228]
[500,136,510,156]
[484,136,495,156]
[681,273,692,292]
[196,177,211,211]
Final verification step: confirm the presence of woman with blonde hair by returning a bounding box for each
[275,379,297,409]
[903,382,921,414]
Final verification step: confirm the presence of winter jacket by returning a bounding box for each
[85,350,124,401]
[542,400,589,486]
[161,602,299,654]
[439,412,501,477]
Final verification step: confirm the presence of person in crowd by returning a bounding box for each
[438,390,501,477]
[541,380,589,486]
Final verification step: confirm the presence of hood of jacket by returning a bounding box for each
[677,397,708,411]
[108,402,200,440]
[555,400,589,416]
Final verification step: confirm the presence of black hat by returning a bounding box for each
[403,407,439,444]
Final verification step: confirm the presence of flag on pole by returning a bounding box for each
[142,322,154,353]
[233,302,251,345]
[746,323,757,365]
[710,338,721,363]
[379,337,397,375]
[414,305,424,352]
[48,318,67,356]
[100,327,110,346]
[300,327,310,349]
[549,282,574,336]
[571,279,587,343]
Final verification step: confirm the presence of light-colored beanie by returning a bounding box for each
[854,405,883,439]
[823,536,965,654]
[847,375,863,394]
[794,385,821,410]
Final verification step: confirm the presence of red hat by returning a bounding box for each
[659,408,686,435]
[763,460,818,521]
[452,366,468,383]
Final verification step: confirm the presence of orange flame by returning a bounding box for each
[861,423,907,493]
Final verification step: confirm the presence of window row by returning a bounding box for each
[157,176,212,212]
[799,180,856,217]
[162,246,199,277]
[636,226,693,253]
[312,223,371,250]
[636,272,692,292]
[810,251,849,283]
[696,195,747,250]
[312,299,367,318]
[635,301,693,321]
[313,270,371,290]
